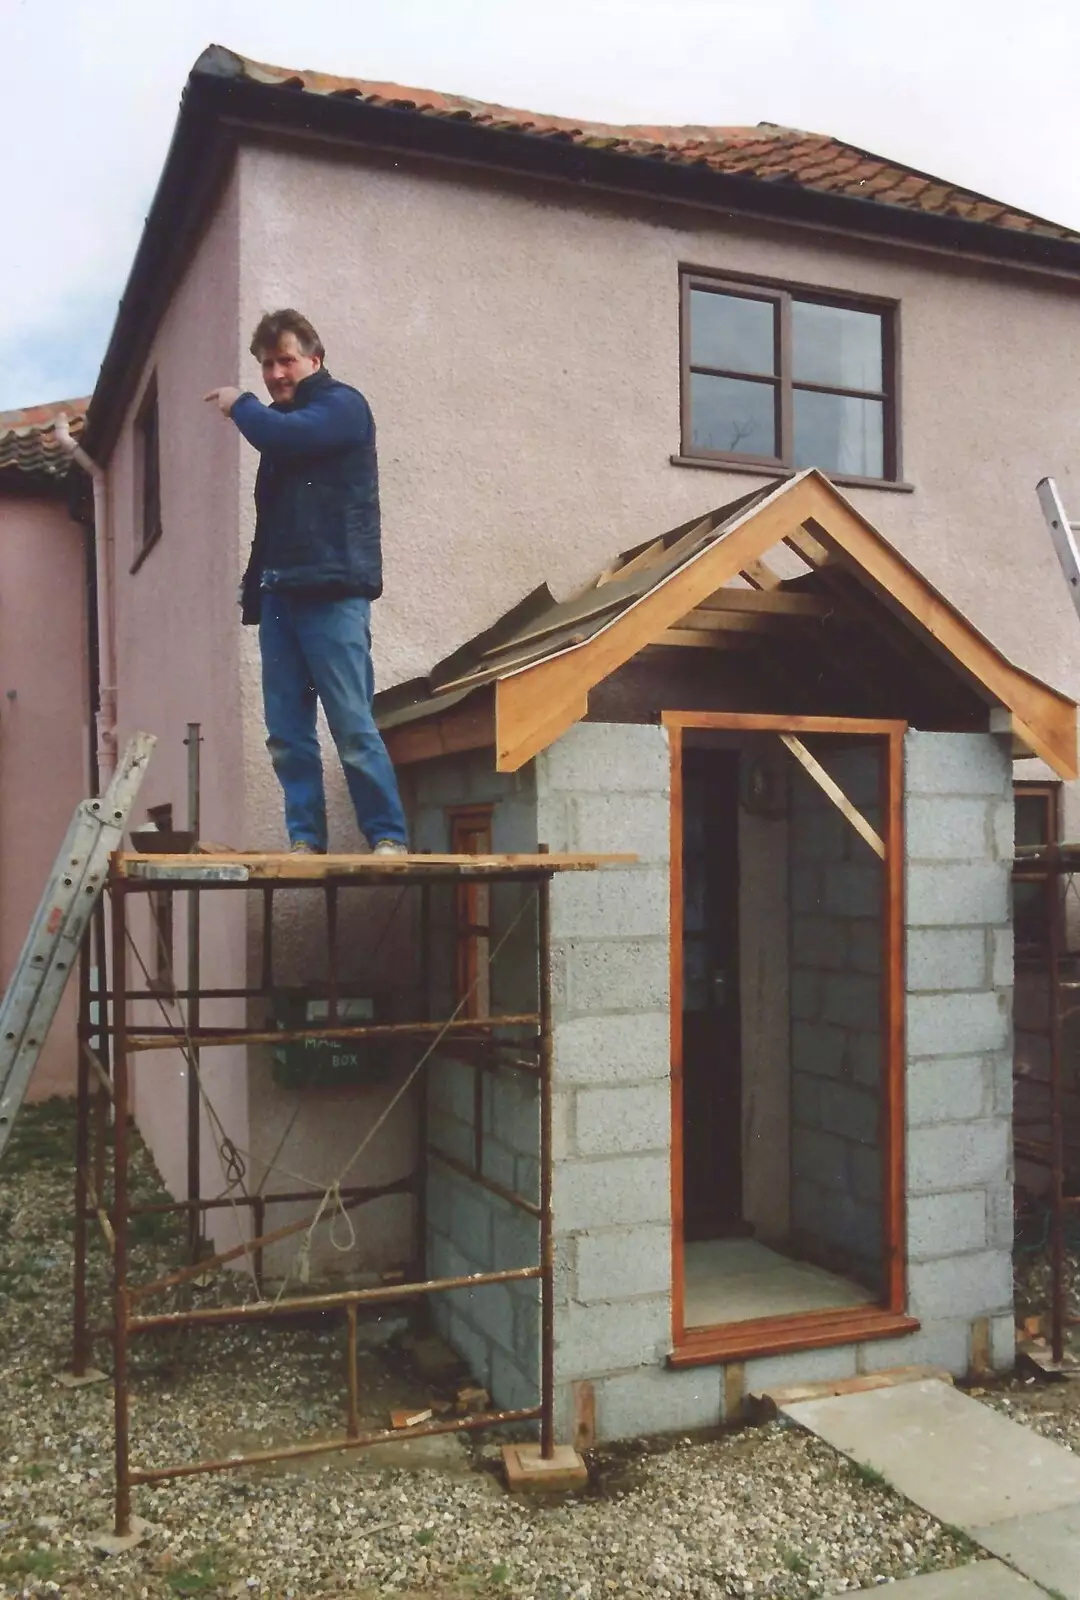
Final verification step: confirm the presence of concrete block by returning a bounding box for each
[907,1250,1012,1320]
[791,1073,822,1131]
[560,939,669,1016]
[570,792,671,863]
[849,1033,883,1087]
[481,1137,518,1195]
[791,803,848,863]
[819,1081,880,1145]
[449,1179,494,1268]
[992,927,1014,990]
[907,1057,989,1126]
[490,1349,540,1414]
[576,1224,671,1303]
[792,915,848,971]
[990,1051,1015,1117]
[534,791,571,854]
[464,1279,517,1358]
[790,864,825,915]
[555,1153,670,1232]
[823,863,881,919]
[744,1343,859,1395]
[791,969,823,1022]
[444,1307,493,1389]
[907,928,988,993]
[908,1120,1008,1193]
[492,798,538,854]
[554,1296,671,1381]
[992,800,1016,862]
[823,973,881,1032]
[906,992,1008,1056]
[905,731,1010,797]
[823,747,882,809]
[858,1319,971,1378]
[851,1143,881,1203]
[819,1189,882,1264]
[791,1127,848,1189]
[431,1057,477,1124]
[907,1190,987,1260]
[429,1112,475,1169]
[906,863,1009,928]
[550,868,668,941]
[595,1365,721,1441]
[575,1082,670,1156]
[847,920,882,976]
[515,1154,540,1204]
[906,797,991,861]
[553,1012,670,1086]
[990,1311,1015,1369]
[537,723,670,795]
[791,1020,847,1080]
[986,1185,1015,1252]
[490,1075,539,1155]
[492,1204,539,1272]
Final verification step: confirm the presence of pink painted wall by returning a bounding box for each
[0,492,88,1100]
[108,169,250,1245]
[233,143,1080,731]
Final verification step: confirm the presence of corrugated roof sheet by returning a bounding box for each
[377,485,776,728]
[209,47,1079,243]
[0,398,89,479]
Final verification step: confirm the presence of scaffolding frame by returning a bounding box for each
[70,847,609,1537]
[1013,841,1080,1365]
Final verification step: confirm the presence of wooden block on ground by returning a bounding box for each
[753,1365,953,1419]
[390,1407,433,1430]
[57,1367,108,1389]
[502,1443,588,1493]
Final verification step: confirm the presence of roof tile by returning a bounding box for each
[0,397,89,479]
[214,49,1079,242]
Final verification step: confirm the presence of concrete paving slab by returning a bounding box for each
[852,1561,1043,1596]
[783,1377,1080,1530]
[973,1502,1080,1598]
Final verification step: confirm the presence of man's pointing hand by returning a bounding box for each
[204,386,242,416]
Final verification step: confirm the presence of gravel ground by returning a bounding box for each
[1,1101,979,1600]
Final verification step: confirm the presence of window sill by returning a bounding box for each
[668,1304,919,1367]
[670,456,915,494]
[129,530,163,575]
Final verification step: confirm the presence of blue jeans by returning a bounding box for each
[259,592,407,851]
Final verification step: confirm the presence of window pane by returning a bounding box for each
[792,300,883,391]
[793,389,883,477]
[690,372,777,458]
[1015,792,1052,848]
[690,289,776,376]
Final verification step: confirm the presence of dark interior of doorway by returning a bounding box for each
[681,747,743,1242]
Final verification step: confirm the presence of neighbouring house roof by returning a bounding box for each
[0,398,88,484]
[376,470,1078,779]
[82,43,1080,461]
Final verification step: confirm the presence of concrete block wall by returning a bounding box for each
[405,750,544,1407]
[866,729,1015,1374]
[789,746,884,1290]
[533,723,699,1440]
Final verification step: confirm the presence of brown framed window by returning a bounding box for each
[450,806,493,1019]
[680,272,898,483]
[132,378,162,570]
[1014,781,1062,955]
[147,803,175,995]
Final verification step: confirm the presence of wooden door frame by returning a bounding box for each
[663,711,918,1366]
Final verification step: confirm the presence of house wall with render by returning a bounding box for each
[0,490,88,1101]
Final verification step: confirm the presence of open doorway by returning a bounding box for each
[669,713,905,1354]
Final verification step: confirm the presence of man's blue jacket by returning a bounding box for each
[232,367,381,625]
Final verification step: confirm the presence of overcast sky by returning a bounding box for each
[4,0,1079,412]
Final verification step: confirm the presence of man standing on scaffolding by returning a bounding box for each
[206,309,408,857]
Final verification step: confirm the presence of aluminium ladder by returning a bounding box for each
[0,732,155,1160]
[1037,477,1080,624]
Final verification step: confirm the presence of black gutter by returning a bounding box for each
[83,54,1080,462]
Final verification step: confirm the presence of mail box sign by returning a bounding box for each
[270,990,398,1089]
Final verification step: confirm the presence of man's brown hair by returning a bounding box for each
[249,309,325,361]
